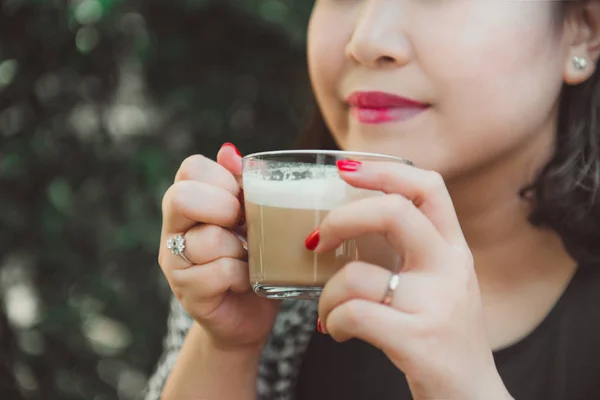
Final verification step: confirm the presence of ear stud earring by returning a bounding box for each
[573,56,588,71]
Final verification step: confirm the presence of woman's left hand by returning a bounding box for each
[313,160,512,400]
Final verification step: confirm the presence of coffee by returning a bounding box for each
[242,154,408,299]
[244,176,357,288]
[245,204,357,285]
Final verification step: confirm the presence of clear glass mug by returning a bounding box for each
[241,150,414,300]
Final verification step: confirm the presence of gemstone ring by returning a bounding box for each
[166,234,192,265]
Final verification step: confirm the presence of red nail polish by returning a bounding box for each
[304,229,320,251]
[317,318,323,333]
[222,142,242,157]
[337,159,362,172]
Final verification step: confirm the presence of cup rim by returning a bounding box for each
[243,149,414,165]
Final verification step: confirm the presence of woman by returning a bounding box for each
[145,1,600,399]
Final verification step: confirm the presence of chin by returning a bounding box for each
[341,133,425,164]
[342,135,470,180]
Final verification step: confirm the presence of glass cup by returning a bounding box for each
[242,150,413,300]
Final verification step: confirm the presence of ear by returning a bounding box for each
[563,1,600,85]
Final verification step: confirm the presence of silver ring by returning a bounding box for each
[166,234,192,265]
[382,272,400,306]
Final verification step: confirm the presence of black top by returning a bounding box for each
[296,263,600,400]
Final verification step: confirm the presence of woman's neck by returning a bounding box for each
[447,119,576,286]
[445,121,579,350]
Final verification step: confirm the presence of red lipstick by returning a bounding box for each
[346,91,429,124]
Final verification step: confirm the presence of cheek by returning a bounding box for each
[307,7,352,138]
[422,7,565,159]
[425,4,561,98]
[307,8,344,94]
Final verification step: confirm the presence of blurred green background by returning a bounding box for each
[0,1,314,398]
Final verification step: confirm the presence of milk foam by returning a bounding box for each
[243,176,354,210]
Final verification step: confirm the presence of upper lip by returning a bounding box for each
[346,91,428,109]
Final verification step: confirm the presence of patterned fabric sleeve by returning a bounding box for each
[142,296,194,400]
[141,297,317,400]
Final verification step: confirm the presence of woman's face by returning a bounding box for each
[308,0,573,178]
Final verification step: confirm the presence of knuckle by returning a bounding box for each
[340,300,364,327]
[373,168,395,193]
[201,225,227,254]
[217,257,239,284]
[170,183,189,213]
[161,186,172,215]
[338,262,366,295]
[424,170,445,193]
[414,318,440,344]
[456,261,476,292]
[454,265,472,288]
[418,298,452,333]
[320,211,340,231]
[218,196,241,228]
[445,247,475,286]
[229,193,242,215]
[379,195,411,229]
[421,287,465,332]
[385,194,411,215]
[162,181,190,215]
[460,247,475,268]
[178,155,209,181]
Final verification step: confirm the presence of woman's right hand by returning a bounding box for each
[158,143,280,352]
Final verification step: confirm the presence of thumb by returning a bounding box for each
[216,142,243,179]
[217,143,247,239]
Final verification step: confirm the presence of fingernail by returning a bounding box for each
[337,159,362,172]
[222,142,242,157]
[317,318,323,333]
[304,229,320,251]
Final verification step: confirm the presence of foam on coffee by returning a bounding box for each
[243,164,396,293]
[243,167,353,210]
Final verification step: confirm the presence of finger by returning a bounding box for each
[318,262,427,330]
[174,154,240,196]
[216,143,243,185]
[159,224,247,270]
[167,257,251,299]
[161,180,240,234]
[217,143,245,224]
[325,299,415,350]
[315,195,446,269]
[338,161,465,246]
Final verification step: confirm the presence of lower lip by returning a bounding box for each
[351,107,427,124]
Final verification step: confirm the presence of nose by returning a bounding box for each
[345,1,411,69]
